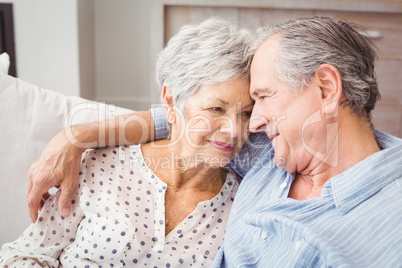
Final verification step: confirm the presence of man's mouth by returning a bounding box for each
[268,132,279,140]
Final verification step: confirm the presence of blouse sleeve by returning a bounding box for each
[0,164,86,267]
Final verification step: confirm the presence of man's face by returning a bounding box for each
[249,36,328,173]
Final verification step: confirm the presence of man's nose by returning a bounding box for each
[249,109,269,133]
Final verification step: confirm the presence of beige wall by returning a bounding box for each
[94,0,152,111]
[0,0,81,96]
[0,0,152,110]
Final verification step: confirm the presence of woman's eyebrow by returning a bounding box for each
[212,97,253,108]
[216,98,230,105]
[242,102,255,109]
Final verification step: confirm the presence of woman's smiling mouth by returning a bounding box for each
[208,141,235,152]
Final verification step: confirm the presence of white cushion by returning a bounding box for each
[0,73,134,246]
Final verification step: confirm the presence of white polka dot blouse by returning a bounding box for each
[0,144,240,267]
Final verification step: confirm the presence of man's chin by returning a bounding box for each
[274,155,287,169]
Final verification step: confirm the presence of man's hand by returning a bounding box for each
[26,111,155,222]
[27,129,84,222]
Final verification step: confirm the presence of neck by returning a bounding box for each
[141,140,226,192]
[289,112,380,200]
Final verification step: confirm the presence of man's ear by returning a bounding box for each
[315,64,342,116]
[162,85,176,124]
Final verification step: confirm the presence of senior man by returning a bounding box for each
[26,17,401,267]
[212,17,402,267]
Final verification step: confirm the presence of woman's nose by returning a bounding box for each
[220,116,240,138]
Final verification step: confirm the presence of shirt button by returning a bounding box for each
[280,182,287,189]
[295,240,301,250]
[261,231,267,240]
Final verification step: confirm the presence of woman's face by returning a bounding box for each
[171,78,253,168]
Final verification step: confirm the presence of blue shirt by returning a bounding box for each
[152,107,402,267]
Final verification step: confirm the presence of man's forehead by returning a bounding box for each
[252,40,277,70]
[254,34,282,62]
[250,51,272,91]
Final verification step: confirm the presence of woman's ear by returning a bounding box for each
[315,64,342,116]
[162,85,176,124]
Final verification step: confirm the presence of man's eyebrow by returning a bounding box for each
[251,88,270,97]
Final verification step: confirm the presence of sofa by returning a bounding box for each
[0,73,133,246]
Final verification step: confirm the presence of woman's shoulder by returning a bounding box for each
[83,145,142,162]
[225,167,242,185]
[219,167,241,198]
[79,145,144,183]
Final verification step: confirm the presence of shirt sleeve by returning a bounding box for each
[150,106,169,141]
[0,170,86,267]
[212,245,225,268]
[228,133,272,177]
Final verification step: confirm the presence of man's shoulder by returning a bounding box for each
[375,129,402,149]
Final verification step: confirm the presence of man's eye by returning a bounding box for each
[210,107,223,112]
[259,96,266,101]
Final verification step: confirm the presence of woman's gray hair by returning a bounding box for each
[250,16,380,121]
[156,17,252,110]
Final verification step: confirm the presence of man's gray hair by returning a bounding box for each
[156,17,252,109]
[250,16,380,121]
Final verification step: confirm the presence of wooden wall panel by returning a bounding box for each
[165,6,238,44]
[375,60,402,103]
[315,11,402,60]
[316,10,402,136]
[238,8,313,30]
[373,59,402,136]
[164,6,313,42]
[371,101,402,137]
[163,5,402,137]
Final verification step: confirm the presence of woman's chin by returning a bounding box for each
[205,155,232,168]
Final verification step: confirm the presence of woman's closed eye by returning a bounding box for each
[209,107,224,112]
[241,111,252,118]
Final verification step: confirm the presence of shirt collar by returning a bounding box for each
[323,130,402,215]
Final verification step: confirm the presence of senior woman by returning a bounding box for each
[0,18,253,267]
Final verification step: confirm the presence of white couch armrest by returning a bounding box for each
[0,74,134,246]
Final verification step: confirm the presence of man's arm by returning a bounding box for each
[27,110,156,222]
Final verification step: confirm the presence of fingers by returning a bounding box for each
[27,183,44,223]
[39,192,51,211]
[27,163,54,222]
[27,163,46,222]
[26,130,84,221]
[57,175,79,218]
[57,190,71,218]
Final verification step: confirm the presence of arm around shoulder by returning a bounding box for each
[27,110,154,222]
